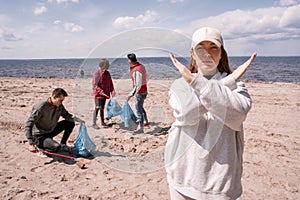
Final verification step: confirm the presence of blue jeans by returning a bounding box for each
[135,92,148,130]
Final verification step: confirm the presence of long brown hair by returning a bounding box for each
[189,46,232,75]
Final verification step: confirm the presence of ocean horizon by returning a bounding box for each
[0,56,299,83]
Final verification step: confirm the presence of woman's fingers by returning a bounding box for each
[245,52,257,66]
[169,53,184,72]
[169,53,194,84]
[170,53,188,71]
[232,52,257,81]
[169,53,176,63]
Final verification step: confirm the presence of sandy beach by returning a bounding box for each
[0,77,299,200]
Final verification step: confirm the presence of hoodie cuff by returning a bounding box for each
[189,73,209,94]
[221,74,237,90]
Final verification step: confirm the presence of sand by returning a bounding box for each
[0,77,299,200]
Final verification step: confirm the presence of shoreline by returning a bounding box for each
[1,76,300,84]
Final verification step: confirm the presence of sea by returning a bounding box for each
[0,56,299,82]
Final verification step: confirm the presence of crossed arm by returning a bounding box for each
[169,52,257,84]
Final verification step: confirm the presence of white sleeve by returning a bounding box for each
[190,73,252,131]
[169,78,201,126]
[128,71,142,96]
[221,74,237,90]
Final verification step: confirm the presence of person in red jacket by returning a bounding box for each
[92,58,115,129]
[126,53,149,133]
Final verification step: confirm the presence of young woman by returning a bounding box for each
[165,27,257,200]
[92,58,115,129]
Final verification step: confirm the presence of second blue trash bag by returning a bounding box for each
[119,101,137,128]
[74,124,96,157]
[106,97,122,119]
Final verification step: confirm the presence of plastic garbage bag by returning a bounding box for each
[106,96,122,119]
[74,124,96,157]
[119,101,137,128]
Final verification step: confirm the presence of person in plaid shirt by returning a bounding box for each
[92,58,115,129]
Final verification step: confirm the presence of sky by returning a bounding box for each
[0,0,300,59]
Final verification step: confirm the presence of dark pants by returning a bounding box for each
[35,120,75,152]
[93,98,106,125]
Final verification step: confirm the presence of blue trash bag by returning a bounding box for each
[74,124,96,157]
[106,97,122,119]
[119,101,137,128]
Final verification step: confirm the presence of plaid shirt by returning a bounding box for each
[92,69,114,99]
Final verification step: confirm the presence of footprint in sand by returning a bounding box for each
[30,165,44,173]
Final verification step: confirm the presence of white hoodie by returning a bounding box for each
[165,73,252,200]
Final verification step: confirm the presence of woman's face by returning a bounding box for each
[192,41,222,76]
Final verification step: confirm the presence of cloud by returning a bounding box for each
[170,0,184,2]
[276,0,298,6]
[64,22,84,32]
[48,0,79,4]
[280,4,300,28]
[24,23,46,34]
[0,28,23,41]
[0,46,12,50]
[53,20,62,25]
[0,14,10,25]
[34,6,48,16]
[3,33,23,41]
[188,4,300,42]
[53,20,84,32]
[113,10,158,29]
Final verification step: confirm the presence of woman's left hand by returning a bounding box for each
[232,52,257,81]
[169,53,194,84]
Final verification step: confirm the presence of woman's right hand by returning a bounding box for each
[169,53,194,84]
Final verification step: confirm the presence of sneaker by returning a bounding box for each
[136,122,149,127]
[101,123,109,128]
[60,144,74,152]
[92,124,100,129]
[133,129,144,134]
[37,151,47,158]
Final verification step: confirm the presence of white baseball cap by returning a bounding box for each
[191,27,223,48]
